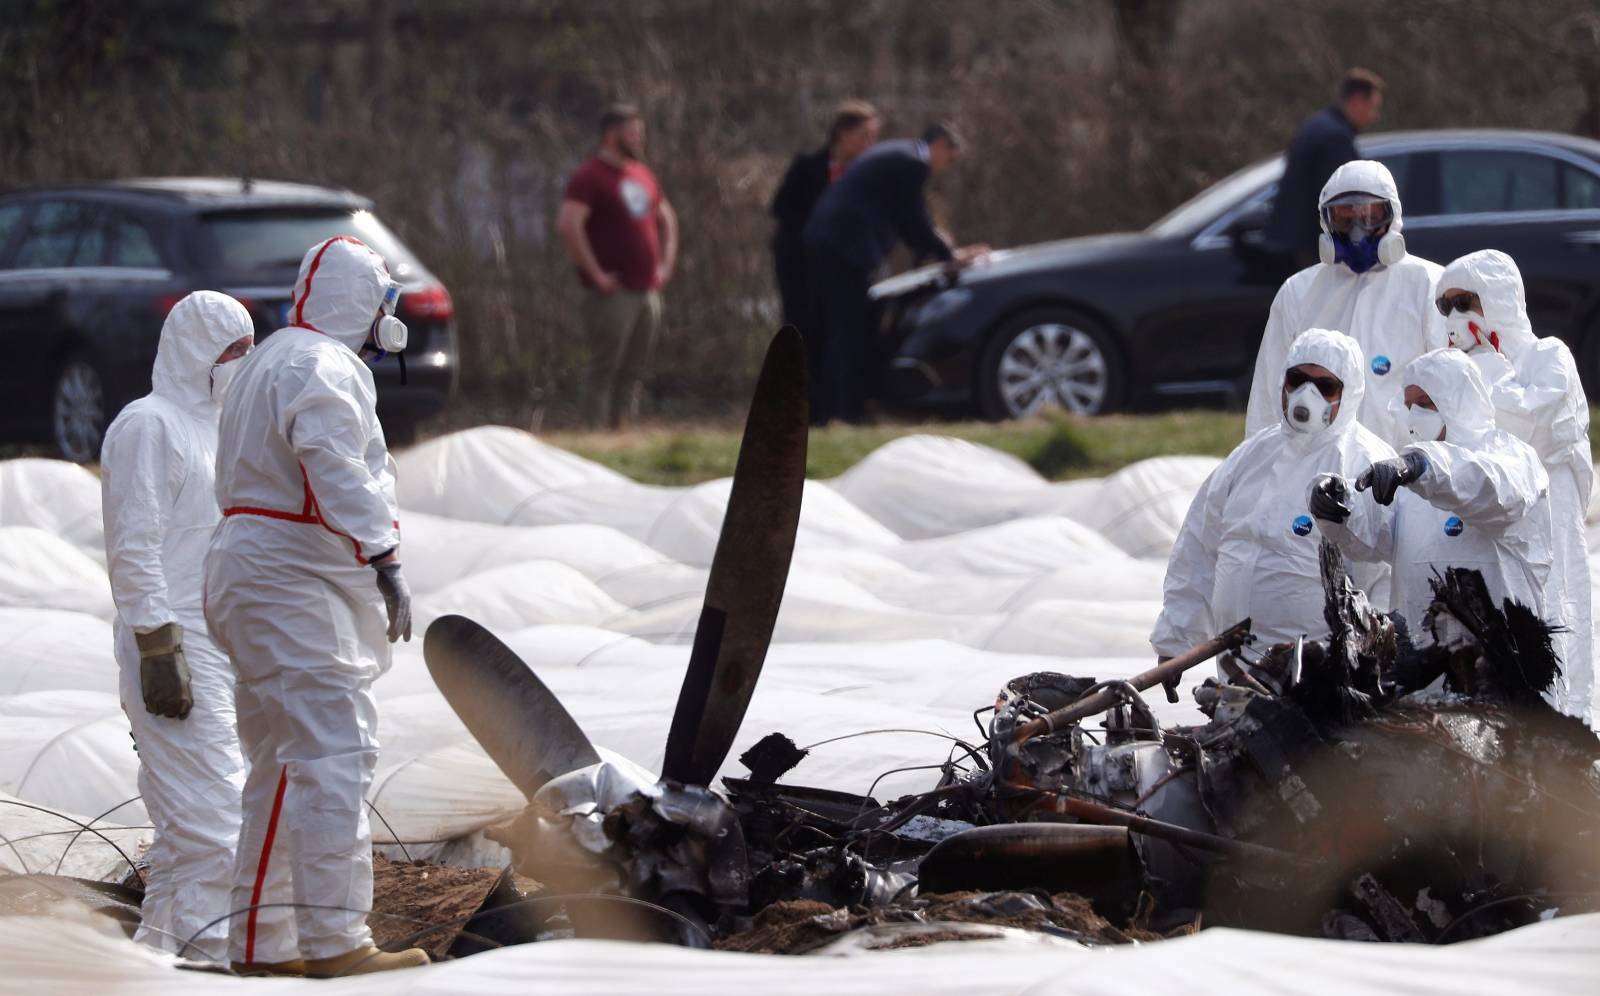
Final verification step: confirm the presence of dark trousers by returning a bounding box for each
[805,247,875,425]
[772,237,812,332]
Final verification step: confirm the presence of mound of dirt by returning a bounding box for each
[717,890,1181,954]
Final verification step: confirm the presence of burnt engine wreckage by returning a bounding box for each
[417,329,1600,953]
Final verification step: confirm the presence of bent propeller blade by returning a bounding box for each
[424,614,600,799]
[661,327,809,786]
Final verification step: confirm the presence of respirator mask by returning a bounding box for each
[1406,405,1446,443]
[210,359,243,403]
[365,280,410,383]
[1282,367,1340,435]
[1317,192,1405,273]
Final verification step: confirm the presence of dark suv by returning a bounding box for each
[0,177,458,460]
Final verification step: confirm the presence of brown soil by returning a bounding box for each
[717,890,1179,955]
[369,856,540,959]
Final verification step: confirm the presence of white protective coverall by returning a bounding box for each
[1319,349,1555,681]
[204,237,400,964]
[1152,329,1396,661]
[1437,249,1593,722]
[1246,160,1445,448]
[100,290,255,959]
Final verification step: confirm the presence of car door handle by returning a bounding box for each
[1564,230,1600,250]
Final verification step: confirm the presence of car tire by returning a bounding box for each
[382,416,418,448]
[976,308,1124,420]
[52,353,109,463]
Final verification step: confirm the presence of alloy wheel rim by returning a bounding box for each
[54,362,105,462]
[997,322,1109,417]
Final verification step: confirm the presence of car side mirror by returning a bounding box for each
[1227,205,1271,253]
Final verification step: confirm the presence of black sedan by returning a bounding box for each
[872,129,1600,418]
[0,178,459,461]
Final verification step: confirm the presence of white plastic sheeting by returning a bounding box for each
[2,425,1599,983]
[2,899,1598,994]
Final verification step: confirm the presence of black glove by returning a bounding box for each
[1309,474,1352,524]
[373,554,412,643]
[1354,450,1428,506]
[135,623,193,719]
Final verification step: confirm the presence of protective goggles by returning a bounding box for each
[1320,196,1391,235]
[1435,291,1479,316]
[1284,367,1343,399]
[379,280,403,317]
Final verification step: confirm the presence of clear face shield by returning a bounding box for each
[1320,192,1392,244]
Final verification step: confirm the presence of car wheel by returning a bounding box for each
[52,354,108,463]
[977,308,1124,419]
[382,417,418,448]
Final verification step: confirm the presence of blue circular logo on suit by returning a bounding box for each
[1292,514,1314,537]
[1444,515,1464,537]
[1371,355,1391,376]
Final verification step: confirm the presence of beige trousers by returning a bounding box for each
[580,288,662,428]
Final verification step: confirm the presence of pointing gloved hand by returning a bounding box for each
[1309,474,1352,523]
[372,552,412,643]
[135,622,193,719]
[1354,450,1429,506]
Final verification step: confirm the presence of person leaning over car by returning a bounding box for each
[556,102,679,429]
[802,122,987,425]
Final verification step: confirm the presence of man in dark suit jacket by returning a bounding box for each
[1266,68,1385,271]
[771,101,879,342]
[803,123,987,424]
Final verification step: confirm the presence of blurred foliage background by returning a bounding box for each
[3,0,1598,425]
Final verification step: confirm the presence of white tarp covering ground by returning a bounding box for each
[1,426,1598,987]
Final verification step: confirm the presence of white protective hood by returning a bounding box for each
[1318,159,1406,247]
[1399,348,1498,447]
[1278,327,1365,445]
[288,236,390,352]
[1436,249,1536,356]
[150,291,254,415]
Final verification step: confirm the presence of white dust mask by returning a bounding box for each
[1445,313,1496,354]
[211,360,243,403]
[1284,382,1334,434]
[1406,405,1446,443]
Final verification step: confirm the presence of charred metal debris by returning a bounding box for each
[451,541,1600,952]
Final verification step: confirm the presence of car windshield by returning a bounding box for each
[199,208,424,279]
[1146,157,1284,237]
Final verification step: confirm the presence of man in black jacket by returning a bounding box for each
[771,100,879,342]
[1265,68,1385,270]
[803,123,987,424]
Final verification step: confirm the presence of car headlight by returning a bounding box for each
[914,286,973,325]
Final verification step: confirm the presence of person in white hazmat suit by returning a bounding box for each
[1310,349,1555,688]
[101,291,255,961]
[204,236,426,977]
[1246,159,1444,448]
[1152,328,1396,666]
[1433,249,1592,722]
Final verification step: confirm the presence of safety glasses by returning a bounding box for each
[1284,368,1342,400]
[1435,291,1478,316]
[380,280,403,317]
[1321,197,1391,235]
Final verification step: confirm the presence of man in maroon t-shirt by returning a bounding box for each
[556,102,679,427]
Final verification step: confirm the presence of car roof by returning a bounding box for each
[0,177,372,212]
[1360,128,1600,163]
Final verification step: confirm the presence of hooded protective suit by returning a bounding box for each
[1247,160,1445,448]
[1153,329,1396,661]
[204,237,401,964]
[100,290,254,960]
[1436,249,1592,722]
[1319,349,1554,679]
